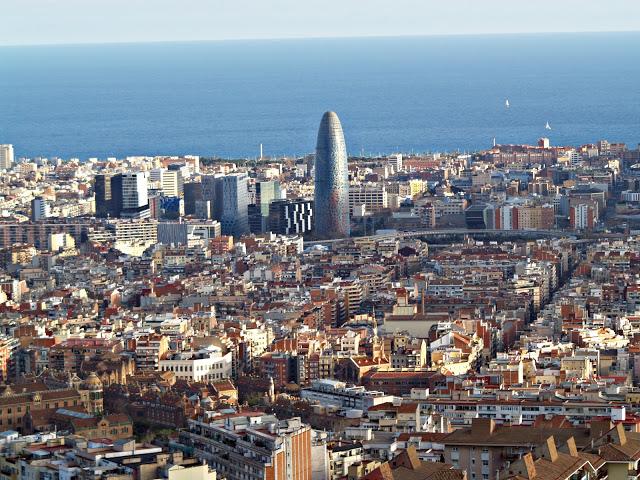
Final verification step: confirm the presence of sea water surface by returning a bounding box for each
[0,33,639,159]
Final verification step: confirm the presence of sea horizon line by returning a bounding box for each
[1,29,639,49]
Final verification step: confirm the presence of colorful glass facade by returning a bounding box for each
[314,111,350,239]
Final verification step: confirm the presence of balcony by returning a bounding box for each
[378,419,397,427]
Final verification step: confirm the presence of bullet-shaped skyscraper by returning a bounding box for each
[314,111,350,239]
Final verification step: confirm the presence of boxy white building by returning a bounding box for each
[159,346,232,382]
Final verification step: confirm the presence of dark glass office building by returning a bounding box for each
[201,173,250,237]
[314,111,350,239]
[268,199,313,235]
[184,182,203,216]
[248,180,282,233]
[94,173,123,218]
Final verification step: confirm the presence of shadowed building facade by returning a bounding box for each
[201,173,250,237]
[314,111,350,239]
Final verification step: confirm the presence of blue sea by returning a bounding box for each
[0,33,639,159]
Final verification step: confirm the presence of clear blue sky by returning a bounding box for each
[3,0,640,46]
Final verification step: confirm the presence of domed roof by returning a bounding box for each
[82,372,103,390]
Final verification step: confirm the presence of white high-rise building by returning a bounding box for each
[149,168,163,183]
[31,197,51,221]
[566,149,581,165]
[348,184,388,214]
[0,145,14,170]
[571,204,594,230]
[150,168,183,197]
[387,153,403,171]
[497,205,516,230]
[121,172,150,218]
[162,169,183,197]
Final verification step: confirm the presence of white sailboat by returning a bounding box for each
[545,121,551,130]
[505,99,510,108]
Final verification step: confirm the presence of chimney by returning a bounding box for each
[616,423,627,446]
[566,437,578,457]
[541,436,558,463]
[590,419,613,440]
[472,418,496,437]
[523,453,537,479]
